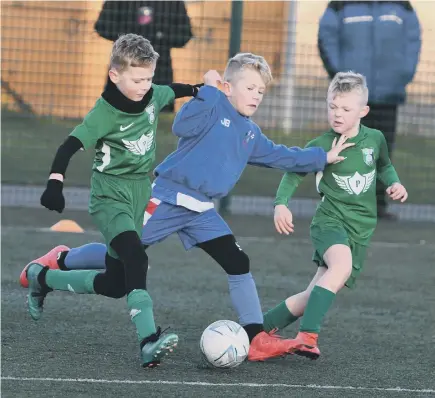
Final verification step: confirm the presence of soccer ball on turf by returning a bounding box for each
[200,320,250,368]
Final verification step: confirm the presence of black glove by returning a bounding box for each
[192,83,204,97]
[40,179,65,213]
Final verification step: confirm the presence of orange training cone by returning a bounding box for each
[50,220,84,233]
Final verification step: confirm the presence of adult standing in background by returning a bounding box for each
[95,1,193,111]
[318,1,421,219]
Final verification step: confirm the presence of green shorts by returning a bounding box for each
[310,220,368,289]
[89,172,151,258]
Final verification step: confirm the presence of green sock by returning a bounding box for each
[299,286,336,333]
[263,301,299,332]
[127,289,156,343]
[45,270,98,294]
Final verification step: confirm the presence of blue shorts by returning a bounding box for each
[140,198,233,250]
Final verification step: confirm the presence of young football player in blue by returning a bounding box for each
[21,53,351,362]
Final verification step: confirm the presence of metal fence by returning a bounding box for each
[2,1,435,220]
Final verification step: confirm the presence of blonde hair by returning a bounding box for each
[110,33,159,72]
[328,71,369,105]
[223,53,273,86]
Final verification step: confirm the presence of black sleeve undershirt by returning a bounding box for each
[169,83,204,99]
[50,136,83,176]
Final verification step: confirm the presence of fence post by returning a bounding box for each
[281,0,297,132]
[219,0,244,215]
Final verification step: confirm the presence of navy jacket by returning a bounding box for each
[318,1,421,104]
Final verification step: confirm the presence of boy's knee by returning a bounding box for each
[342,263,353,279]
[105,283,127,299]
[328,261,352,278]
[94,272,127,298]
[324,244,352,271]
[198,234,250,275]
[218,242,250,275]
[229,250,250,275]
[110,231,149,293]
[111,231,148,264]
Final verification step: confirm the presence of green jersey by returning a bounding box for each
[275,125,400,244]
[71,84,175,177]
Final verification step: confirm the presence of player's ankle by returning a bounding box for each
[57,250,70,270]
[36,266,50,289]
[243,324,264,342]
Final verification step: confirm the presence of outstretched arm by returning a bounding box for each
[248,132,327,173]
[169,83,204,99]
[249,133,353,172]
[153,83,204,111]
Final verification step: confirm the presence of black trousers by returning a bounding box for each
[362,104,398,210]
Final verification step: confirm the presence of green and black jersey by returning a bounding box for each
[71,83,175,177]
[275,125,400,244]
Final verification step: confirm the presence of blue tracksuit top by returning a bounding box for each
[153,85,327,210]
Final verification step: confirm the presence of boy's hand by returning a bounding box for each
[40,179,65,213]
[386,183,408,202]
[326,135,355,164]
[274,204,294,235]
[203,70,222,88]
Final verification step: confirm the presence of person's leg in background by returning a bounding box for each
[362,104,398,219]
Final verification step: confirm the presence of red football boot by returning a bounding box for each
[20,245,70,288]
[293,331,321,360]
[248,330,301,361]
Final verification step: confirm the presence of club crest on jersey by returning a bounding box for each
[145,104,155,124]
[362,148,374,166]
[333,170,376,196]
[122,132,154,155]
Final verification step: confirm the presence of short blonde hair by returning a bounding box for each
[328,71,369,105]
[110,33,159,72]
[223,53,273,86]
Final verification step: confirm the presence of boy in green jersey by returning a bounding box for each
[24,33,200,368]
[263,71,408,359]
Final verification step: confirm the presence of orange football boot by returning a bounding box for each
[248,330,300,361]
[293,331,321,360]
[20,245,70,288]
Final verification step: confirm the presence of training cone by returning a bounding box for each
[50,219,84,233]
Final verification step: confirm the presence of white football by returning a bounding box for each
[200,320,250,368]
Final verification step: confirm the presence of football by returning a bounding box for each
[200,320,250,368]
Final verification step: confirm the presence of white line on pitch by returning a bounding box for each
[1,376,434,394]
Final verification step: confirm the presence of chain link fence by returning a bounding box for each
[2,1,434,219]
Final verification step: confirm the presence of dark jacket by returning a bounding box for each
[95,1,192,85]
[318,1,421,104]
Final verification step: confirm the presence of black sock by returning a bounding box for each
[243,323,264,342]
[57,251,69,270]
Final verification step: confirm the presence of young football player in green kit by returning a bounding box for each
[24,33,201,368]
[263,71,408,359]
